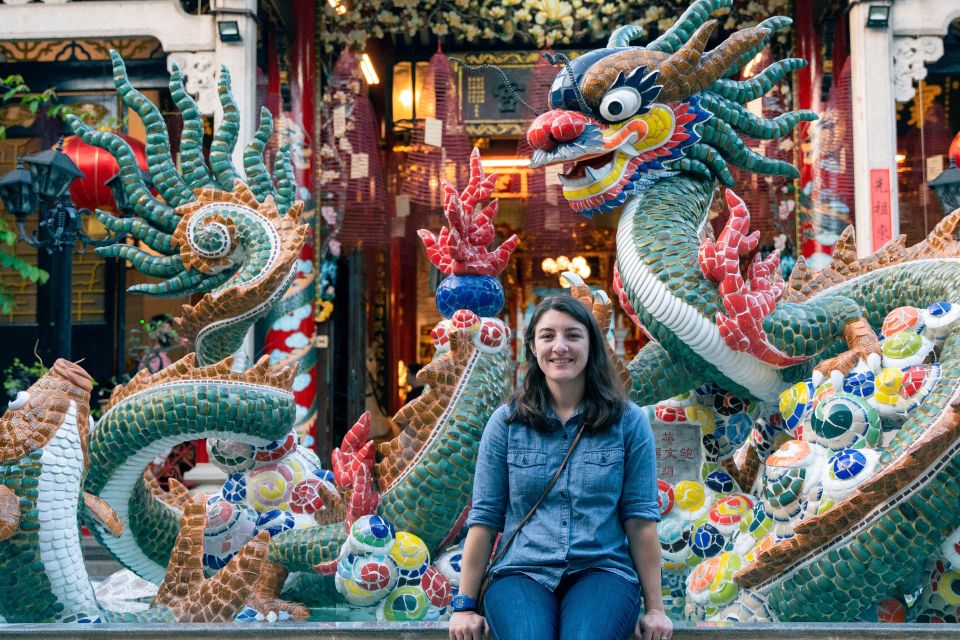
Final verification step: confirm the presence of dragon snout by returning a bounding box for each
[527,110,594,151]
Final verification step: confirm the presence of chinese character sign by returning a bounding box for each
[650,420,701,482]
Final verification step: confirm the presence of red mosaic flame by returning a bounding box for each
[332,412,377,491]
[701,190,809,367]
[418,148,518,277]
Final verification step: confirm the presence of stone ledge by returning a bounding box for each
[1,622,960,639]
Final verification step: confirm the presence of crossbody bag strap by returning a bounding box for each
[488,422,587,567]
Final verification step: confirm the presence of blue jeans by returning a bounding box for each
[483,570,642,640]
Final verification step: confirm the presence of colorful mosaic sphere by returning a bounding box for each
[245,453,314,512]
[335,572,389,607]
[872,368,905,417]
[255,509,296,537]
[882,330,933,369]
[253,429,298,465]
[289,477,326,515]
[842,370,875,398]
[923,301,960,342]
[708,494,755,535]
[430,322,452,352]
[434,545,463,587]
[673,480,711,521]
[202,498,258,570]
[207,439,257,473]
[474,319,511,355]
[704,470,736,494]
[687,552,742,608]
[690,523,726,559]
[822,447,880,503]
[896,364,941,416]
[808,392,882,451]
[658,516,693,571]
[714,392,749,416]
[377,585,431,622]
[420,565,453,608]
[353,554,401,594]
[779,380,813,434]
[942,526,960,568]
[657,479,675,517]
[881,306,921,338]
[435,274,505,319]
[221,472,247,503]
[390,531,431,581]
[349,515,397,554]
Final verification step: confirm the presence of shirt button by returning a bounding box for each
[563,434,568,440]
[521,457,527,464]
[601,455,607,463]
[560,491,567,498]
[561,520,568,526]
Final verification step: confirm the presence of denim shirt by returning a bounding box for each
[465,401,660,591]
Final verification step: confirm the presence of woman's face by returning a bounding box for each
[532,309,590,386]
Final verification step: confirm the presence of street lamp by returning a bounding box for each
[0,138,124,360]
[929,158,960,215]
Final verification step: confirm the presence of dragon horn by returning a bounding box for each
[656,20,716,102]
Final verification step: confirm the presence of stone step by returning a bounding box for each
[0,623,959,639]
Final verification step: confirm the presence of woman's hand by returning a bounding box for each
[449,611,489,640]
[635,608,672,640]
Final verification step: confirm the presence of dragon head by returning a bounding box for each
[527,0,816,217]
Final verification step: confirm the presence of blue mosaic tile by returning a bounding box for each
[435,274,504,318]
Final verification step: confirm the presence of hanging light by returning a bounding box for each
[360,53,380,85]
[22,137,85,201]
[0,159,38,218]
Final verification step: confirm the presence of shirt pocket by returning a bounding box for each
[507,448,548,497]
[583,447,624,494]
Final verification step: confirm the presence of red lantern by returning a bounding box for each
[61,133,148,213]
[949,130,960,167]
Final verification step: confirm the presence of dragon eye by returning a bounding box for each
[599,87,642,122]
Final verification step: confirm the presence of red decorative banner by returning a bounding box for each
[870,168,892,250]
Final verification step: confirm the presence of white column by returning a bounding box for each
[848,1,899,258]
[212,0,259,174]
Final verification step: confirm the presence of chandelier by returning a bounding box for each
[541,255,591,287]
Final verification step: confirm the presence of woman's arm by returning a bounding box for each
[448,525,495,640]
[625,518,672,640]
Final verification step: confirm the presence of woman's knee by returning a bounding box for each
[483,575,559,640]
[559,571,641,640]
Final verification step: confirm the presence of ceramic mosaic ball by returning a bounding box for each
[289,477,326,515]
[882,330,933,369]
[714,411,754,456]
[349,515,397,554]
[430,322,452,352]
[474,319,511,355]
[434,546,464,588]
[245,454,311,512]
[941,526,960,568]
[714,392,749,416]
[390,531,431,581]
[335,572,389,607]
[421,565,453,608]
[657,479,675,517]
[202,498,257,570]
[704,470,736,494]
[658,516,694,572]
[253,429,298,465]
[842,370,875,398]
[896,364,941,416]
[689,523,726,560]
[353,554,401,594]
[673,480,711,521]
[207,438,257,473]
[808,392,882,451]
[708,494,754,535]
[822,447,880,503]
[378,585,431,622]
[881,306,922,338]
[435,274,505,319]
[872,368,905,417]
[255,509,296,536]
[779,380,813,434]
[221,472,247,503]
[923,301,960,342]
[687,551,742,608]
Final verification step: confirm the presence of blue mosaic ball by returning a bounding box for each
[690,523,726,559]
[255,509,296,537]
[830,448,868,480]
[705,470,736,494]
[221,472,247,503]
[842,370,876,397]
[435,274,504,319]
[234,606,261,622]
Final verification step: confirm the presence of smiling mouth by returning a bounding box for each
[550,358,574,364]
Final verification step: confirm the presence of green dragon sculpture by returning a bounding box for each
[526,0,960,622]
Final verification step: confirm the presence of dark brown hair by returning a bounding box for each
[508,296,627,433]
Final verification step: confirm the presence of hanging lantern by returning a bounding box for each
[949,130,960,167]
[61,133,148,212]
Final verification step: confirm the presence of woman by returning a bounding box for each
[448,296,672,640]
